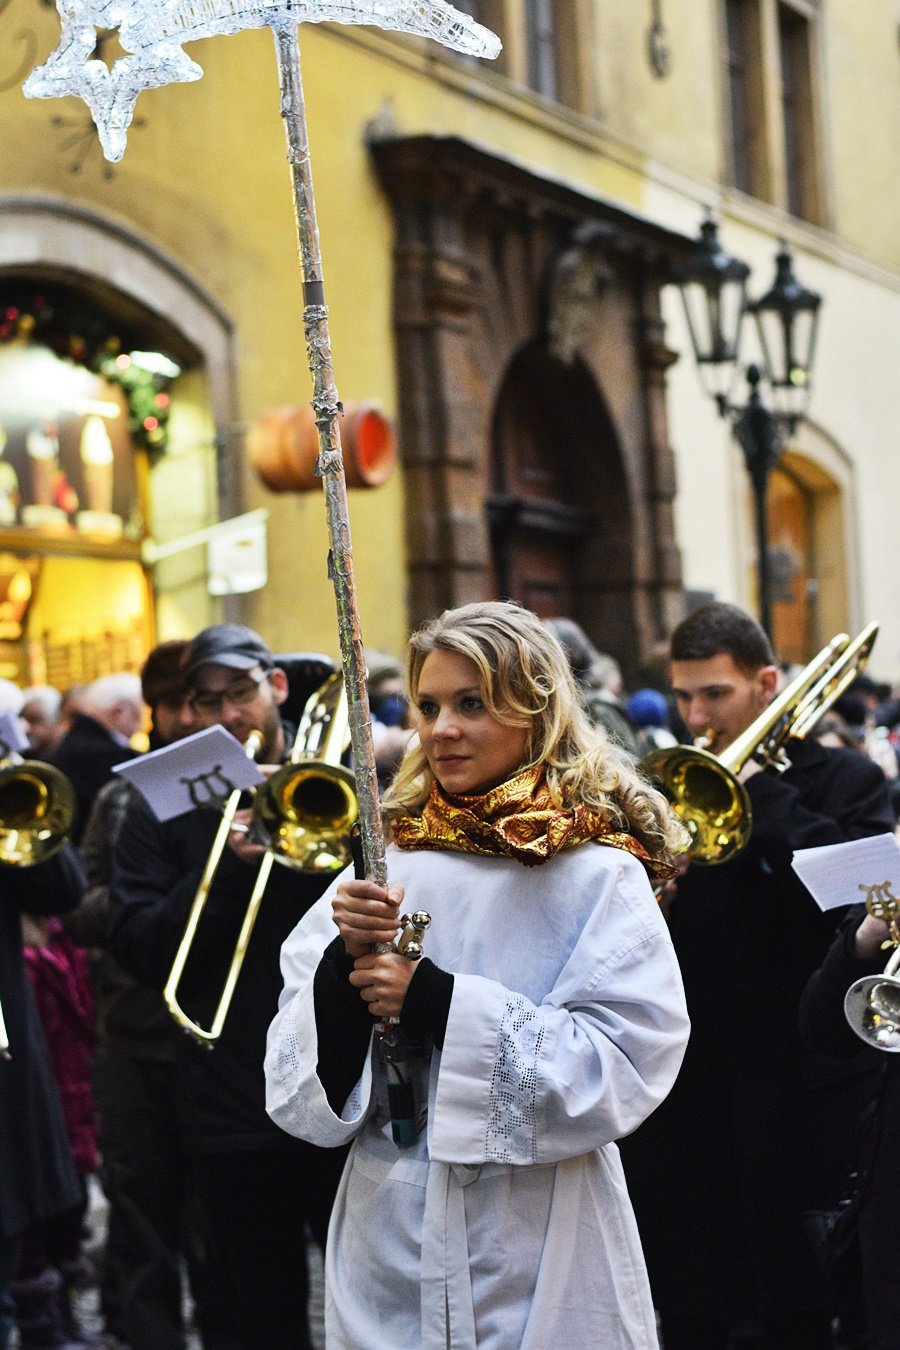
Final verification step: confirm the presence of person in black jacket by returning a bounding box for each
[618,602,895,1350]
[107,625,345,1350]
[0,838,86,1350]
[70,640,214,1350]
[800,900,900,1350]
[49,673,143,843]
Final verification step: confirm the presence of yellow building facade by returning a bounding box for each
[0,1,898,684]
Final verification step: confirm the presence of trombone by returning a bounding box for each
[163,728,265,1046]
[0,994,10,1060]
[164,674,358,1046]
[0,749,76,868]
[640,622,879,866]
[844,888,900,1053]
[250,671,357,871]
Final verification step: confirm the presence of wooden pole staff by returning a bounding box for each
[272,24,386,888]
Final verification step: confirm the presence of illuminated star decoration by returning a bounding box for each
[23,3,204,161]
[24,0,502,162]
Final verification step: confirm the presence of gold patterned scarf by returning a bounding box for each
[391,766,674,877]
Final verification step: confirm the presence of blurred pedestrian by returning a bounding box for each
[21,686,64,759]
[366,650,414,790]
[544,616,641,758]
[15,914,101,1348]
[627,687,678,757]
[50,674,143,843]
[0,663,87,1350]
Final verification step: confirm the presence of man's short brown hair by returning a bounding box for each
[140,639,190,709]
[670,602,775,675]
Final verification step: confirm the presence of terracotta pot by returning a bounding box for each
[248,402,397,492]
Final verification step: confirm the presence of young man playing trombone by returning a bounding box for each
[108,624,345,1350]
[619,601,895,1350]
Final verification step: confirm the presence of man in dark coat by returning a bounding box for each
[0,842,86,1350]
[618,602,895,1350]
[800,903,900,1350]
[69,640,205,1350]
[50,673,143,843]
[108,625,345,1350]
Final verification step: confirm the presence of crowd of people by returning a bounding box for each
[1,600,899,1349]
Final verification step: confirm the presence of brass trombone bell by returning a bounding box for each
[250,671,357,872]
[0,760,77,867]
[251,760,357,872]
[639,742,752,865]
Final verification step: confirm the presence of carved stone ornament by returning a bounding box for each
[23,0,501,162]
[546,221,615,366]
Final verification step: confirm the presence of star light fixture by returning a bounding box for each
[24,0,502,161]
[23,0,502,940]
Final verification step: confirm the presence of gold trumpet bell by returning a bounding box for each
[0,762,77,866]
[253,760,358,871]
[845,970,900,1053]
[640,744,752,866]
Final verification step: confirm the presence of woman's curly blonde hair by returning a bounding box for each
[382,601,687,864]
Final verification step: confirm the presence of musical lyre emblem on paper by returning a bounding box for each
[182,765,238,811]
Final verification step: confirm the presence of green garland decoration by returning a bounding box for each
[0,285,177,455]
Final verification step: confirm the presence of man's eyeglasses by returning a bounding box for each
[189,670,268,714]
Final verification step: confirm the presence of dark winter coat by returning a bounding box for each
[0,846,85,1240]
[107,758,334,1155]
[619,738,895,1324]
[800,907,900,1350]
[49,712,138,844]
[72,777,176,1061]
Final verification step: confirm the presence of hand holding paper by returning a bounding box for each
[113,726,266,821]
[791,833,900,914]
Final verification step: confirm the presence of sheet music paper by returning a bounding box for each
[112,725,265,821]
[791,833,900,913]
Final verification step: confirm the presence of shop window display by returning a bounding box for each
[0,280,181,684]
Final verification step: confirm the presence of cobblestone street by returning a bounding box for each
[10,1178,325,1350]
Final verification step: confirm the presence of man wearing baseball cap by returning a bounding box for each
[109,624,344,1350]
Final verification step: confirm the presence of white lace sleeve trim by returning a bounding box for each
[484,992,545,1164]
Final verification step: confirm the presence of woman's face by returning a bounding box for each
[414,649,530,796]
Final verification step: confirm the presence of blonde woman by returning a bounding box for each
[265,601,690,1349]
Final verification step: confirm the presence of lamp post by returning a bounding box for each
[672,217,822,636]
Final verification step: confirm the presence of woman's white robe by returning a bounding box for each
[265,843,689,1349]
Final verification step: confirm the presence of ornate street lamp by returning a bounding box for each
[672,216,823,636]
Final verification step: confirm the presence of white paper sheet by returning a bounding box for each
[791,832,900,913]
[112,725,265,821]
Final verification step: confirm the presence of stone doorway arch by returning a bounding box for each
[488,339,638,667]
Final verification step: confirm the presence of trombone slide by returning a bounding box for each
[163,730,264,1047]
